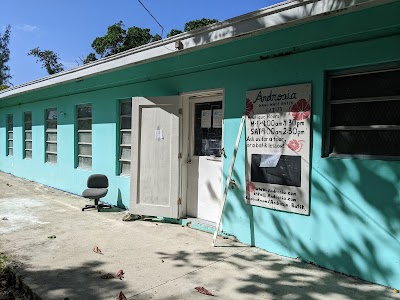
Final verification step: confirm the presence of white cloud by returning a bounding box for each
[16,24,39,32]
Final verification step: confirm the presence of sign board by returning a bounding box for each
[245,83,311,215]
[201,110,212,128]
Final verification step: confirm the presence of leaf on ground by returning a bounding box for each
[1,217,8,220]
[194,286,214,296]
[93,246,103,254]
[117,291,127,300]
[100,273,114,279]
[48,235,56,239]
[115,269,125,280]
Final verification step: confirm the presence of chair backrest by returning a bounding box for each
[87,174,108,188]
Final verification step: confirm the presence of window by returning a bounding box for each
[325,65,400,158]
[24,112,32,159]
[7,114,13,156]
[119,100,132,175]
[45,108,57,163]
[77,104,92,169]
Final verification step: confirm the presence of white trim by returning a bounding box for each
[0,0,392,100]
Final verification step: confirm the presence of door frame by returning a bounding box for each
[180,88,225,219]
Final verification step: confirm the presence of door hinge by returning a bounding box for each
[177,198,182,205]
[178,153,182,159]
[179,108,183,114]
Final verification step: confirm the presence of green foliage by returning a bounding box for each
[152,34,162,42]
[28,47,64,75]
[0,253,7,271]
[91,21,157,57]
[184,18,218,32]
[83,53,97,64]
[91,21,126,57]
[0,84,9,91]
[123,26,152,51]
[167,29,183,38]
[0,25,12,86]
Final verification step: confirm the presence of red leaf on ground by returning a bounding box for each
[115,269,125,280]
[117,291,127,300]
[93,246,103,254]
[195,286,214,296]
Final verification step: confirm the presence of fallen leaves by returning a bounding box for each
[93,246,103,255]
[48,235,56,239]
[1,217,8,221]
[115,269,125,280]
[194,286,214,296]
[117,291,127,300]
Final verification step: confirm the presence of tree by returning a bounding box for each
[167,29,183,38]
[152,34,162,42]
[83,53,97,64]
[122,26,152,51]
[0,84,9,91]
[184,18,218,32]
[0,25,11,86]
[28,47,64,75]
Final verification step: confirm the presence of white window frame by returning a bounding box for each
[24,112,32,159]
[76,104,92,169]
[45,108,57,163]
[7,114,13,156]
[119,100,132,175]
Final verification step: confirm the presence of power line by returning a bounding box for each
[137,0,164,34]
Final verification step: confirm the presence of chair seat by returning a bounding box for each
[82,188,108,199]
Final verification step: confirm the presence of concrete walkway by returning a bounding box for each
[0,172,398,300]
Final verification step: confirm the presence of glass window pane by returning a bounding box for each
[46,143,57,152]
[121,101,132,115]
[25,141,32,150]
[120,147,131,160]
[78,119,92,130]
[78,144,92,156]
[120,162,131,175]
[7,124,12,130]
[46,108,57,120]
[25,123,32,130]
[78,105,92,118]
[46,132,57,142]
[24,112,32,122]
[121,131,131,144]
[46,153,57,163]
[121,116,131,129]
[78,156,92,168]
[8,148,13,156]
[78,132,92,143]
[8,132,13,139]
[8,140,13,148]
[331,69,400,100]
[25,150,32,159]
[194,101,223,156]
[330,130,400,156]
[46,120,57,129]
[7,114,12,123]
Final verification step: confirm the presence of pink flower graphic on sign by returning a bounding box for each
[290,99,311,121]
[288,139,305,152]
[246,98,254,117]
[246,181,256,193]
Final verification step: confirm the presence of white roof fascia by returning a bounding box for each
[0,0,392,100]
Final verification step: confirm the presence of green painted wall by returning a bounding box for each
[0,1,399,289]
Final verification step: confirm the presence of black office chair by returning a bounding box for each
[82,174,112,212]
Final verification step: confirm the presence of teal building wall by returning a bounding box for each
[0,2,399,288]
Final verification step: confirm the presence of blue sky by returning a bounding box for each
[2,0,282,86]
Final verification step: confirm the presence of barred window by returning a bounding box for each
[325,65,400,159]
[24,112,32,159]
[77,104,92,169]
[7,114,13,156]
[45,108,57,163]
[119,100,132,175]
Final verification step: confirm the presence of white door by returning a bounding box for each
[130,96,180,218]
[185,96,223,223]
